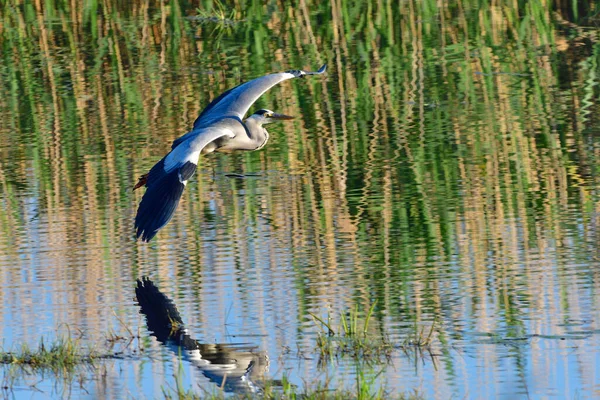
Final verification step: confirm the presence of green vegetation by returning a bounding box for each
[310,303,395,363]
[0,313,430,399]
[163,387,424,400]
[194,0,240,24]
[309,302,439,374]
[0,335,98,373]
[0,325,140,376]
[162,370,425,400]
[1,0,600,398]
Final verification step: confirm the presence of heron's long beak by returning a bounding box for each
[270,113,294,120]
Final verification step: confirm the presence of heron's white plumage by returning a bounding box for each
[163,142,199,172]
[164,126,236,173]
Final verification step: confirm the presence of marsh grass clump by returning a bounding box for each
[193,0,240,25]
[402,320,437,348]
[0,321,139,375]
[0,326,140,396]
[310,303,394,364]
[161,369,424,400]
[397,320,440,363]
[276,374,424,400]
[0,335,99,374]
[309,303,441,366]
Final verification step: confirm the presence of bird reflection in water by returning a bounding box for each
[135,277,273,394]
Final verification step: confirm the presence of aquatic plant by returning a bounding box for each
[0,322,140,374]
[0,335,99,374]
[194,0,239,25]
[310,302,394,363]
[162,371,424,400]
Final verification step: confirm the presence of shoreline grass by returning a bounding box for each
[0,324,140,374]
[309,302,439,367]
[162,372,425,400]
[0,336,100,374]
[310,303,395,364]
[0,310,433,399]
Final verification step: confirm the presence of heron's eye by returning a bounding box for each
[266,112,273,118]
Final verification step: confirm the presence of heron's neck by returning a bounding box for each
[244,118,269,150]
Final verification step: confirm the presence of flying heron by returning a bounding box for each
[134,64,327,241]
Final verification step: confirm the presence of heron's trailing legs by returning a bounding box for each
[133,174,149,191]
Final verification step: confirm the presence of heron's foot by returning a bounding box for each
[224,173,247,179]
[224,172,262,179]
[133,173,149,191]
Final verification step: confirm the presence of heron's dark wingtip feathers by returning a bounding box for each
[288,64,327,78]
[135,161,197,242]
[135,181,184,241]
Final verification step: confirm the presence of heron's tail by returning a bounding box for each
[134,157,197,241]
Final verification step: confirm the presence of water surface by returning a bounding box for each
[1,1,600,398]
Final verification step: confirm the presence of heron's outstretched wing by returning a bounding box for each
[192,64,327,129]
[135,125,236,241]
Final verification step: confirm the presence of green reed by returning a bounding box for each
[0,335,99,374]
[309,302,394,363]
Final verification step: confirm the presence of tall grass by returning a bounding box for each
[0,335,100,374]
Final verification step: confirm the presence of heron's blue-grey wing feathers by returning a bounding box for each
[191,64,327,130]
[135,127,234,241]
[192,73,292,129]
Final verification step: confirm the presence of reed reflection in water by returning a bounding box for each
[0,0,600,398]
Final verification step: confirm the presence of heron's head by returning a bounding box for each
[247,109,294,126]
